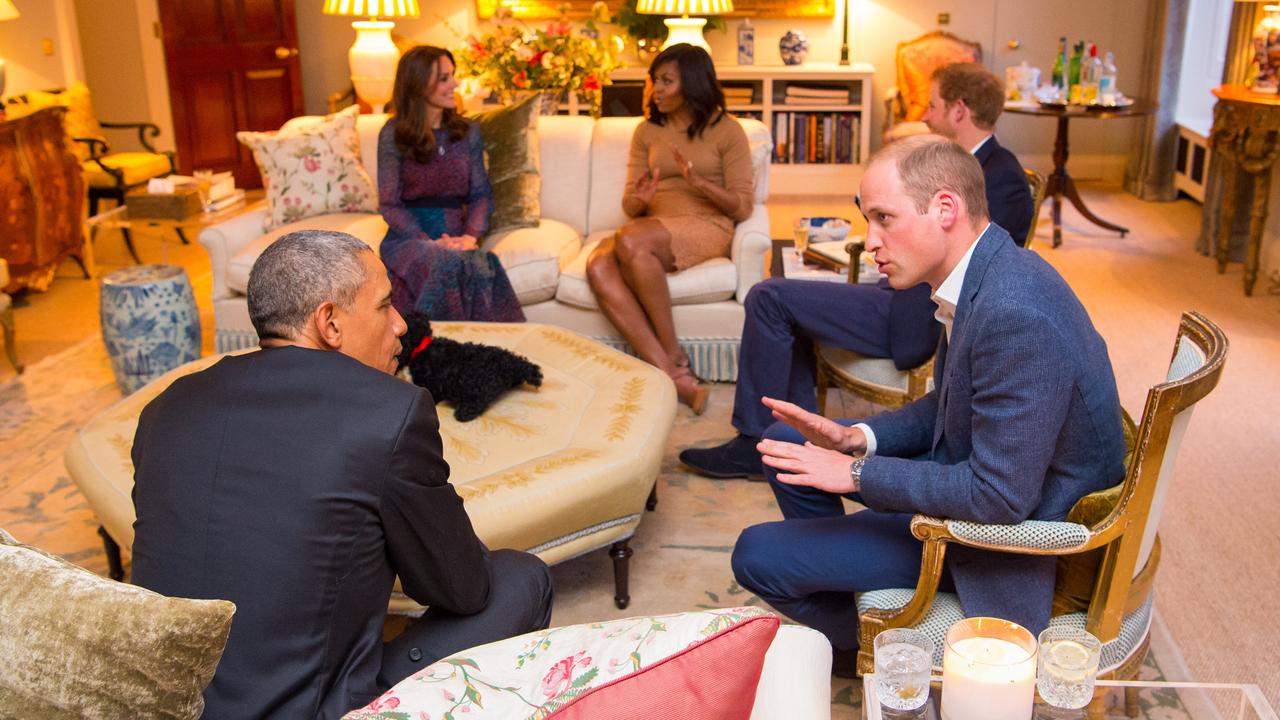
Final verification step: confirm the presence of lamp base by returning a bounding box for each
[349,20,398,112]
[661,17,711,55]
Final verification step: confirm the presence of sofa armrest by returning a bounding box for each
[732,202,771,304]
[197,206,269,300]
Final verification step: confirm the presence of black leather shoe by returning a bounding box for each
[678,435,765,480]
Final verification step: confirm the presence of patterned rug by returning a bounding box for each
[0,337,1196,718]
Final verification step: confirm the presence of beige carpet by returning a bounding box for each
[1,184,1274,716]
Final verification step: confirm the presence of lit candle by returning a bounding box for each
[941,618,1037,720]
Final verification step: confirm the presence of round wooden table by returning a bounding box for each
[1004,99,1155,247]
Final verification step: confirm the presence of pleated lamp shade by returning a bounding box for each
[0,0,19,22]
[635,0,733,55]
[635,0,734,14]
[321,0,421,18]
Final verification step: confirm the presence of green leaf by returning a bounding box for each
[446,657,480,670]
[374,713,411,720]
[629,650,642,671]
[570,666,599,689]
[465,683,483,708]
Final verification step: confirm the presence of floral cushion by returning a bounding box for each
[345,607,779,719]
[237,105,377,231]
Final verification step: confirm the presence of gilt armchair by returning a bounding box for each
[5,83,176,263]
[854,312,1228,716]
[883,31,982,141]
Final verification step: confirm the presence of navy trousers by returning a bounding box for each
[732,278,894,439]
[731,420,953,651]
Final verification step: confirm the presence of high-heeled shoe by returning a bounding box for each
[672,367,709,415]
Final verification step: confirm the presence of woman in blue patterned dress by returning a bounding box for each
[377,46,524,321]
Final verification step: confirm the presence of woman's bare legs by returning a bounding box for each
[586,218,706,412]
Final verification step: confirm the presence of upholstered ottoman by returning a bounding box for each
[64,323,676,610]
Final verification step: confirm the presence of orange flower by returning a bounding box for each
[582,74,600,91]
[512,70,529,88]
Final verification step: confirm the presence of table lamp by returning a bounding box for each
[0,0,20,98]
[322,0,421,113]
[636,0,734,56]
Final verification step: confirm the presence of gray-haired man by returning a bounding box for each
[131,230,553,720]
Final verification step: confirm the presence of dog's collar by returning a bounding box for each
[409,335,433,361]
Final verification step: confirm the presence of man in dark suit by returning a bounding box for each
[730,136,1124,665]
[680,62,1033,479]
[131,230,553,719]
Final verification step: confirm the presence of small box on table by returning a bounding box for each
[124,187,202,220]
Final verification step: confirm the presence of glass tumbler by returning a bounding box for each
[1036,627,1101,710]
[875,628,934,713]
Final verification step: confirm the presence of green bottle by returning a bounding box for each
[1051,37,1067,90]
[1067,41,1085,104]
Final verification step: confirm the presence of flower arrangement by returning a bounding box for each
[455,2,624,117]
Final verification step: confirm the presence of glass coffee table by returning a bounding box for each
[84,197,260,265]
[862,674,1277,720]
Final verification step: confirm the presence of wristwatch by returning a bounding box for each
[848,455,867,491]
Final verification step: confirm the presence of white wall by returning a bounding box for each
[0,0,82,95]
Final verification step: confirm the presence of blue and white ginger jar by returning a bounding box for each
[100,264,201,394]
[779,30,810,66]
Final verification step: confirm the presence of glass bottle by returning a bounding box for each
[1068,41,1085,104]
[1099,51,1118,105]
[1051,37,1067,91]
[1082,44,1102,104]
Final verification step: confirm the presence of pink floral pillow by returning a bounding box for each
[345,607,779,720]
[236,105,377,231]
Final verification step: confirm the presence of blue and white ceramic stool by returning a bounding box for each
[99,264,201,394]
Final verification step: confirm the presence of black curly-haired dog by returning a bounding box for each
[397,313,543,422]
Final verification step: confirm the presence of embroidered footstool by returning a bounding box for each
[64,323,676,609]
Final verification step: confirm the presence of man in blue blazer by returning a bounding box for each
[730,136,1125,664]
[681,62,1033,479]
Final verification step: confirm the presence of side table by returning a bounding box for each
[1209,84,1280,296]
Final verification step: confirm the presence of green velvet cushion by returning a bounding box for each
[0,528,235,719]
[472,93,542,237]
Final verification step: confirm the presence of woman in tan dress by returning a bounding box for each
[586,44,754,414]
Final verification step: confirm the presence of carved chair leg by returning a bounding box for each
[646,482,658,512]
[121,228,142,265]
[99,526,124,581]
[610,539,634,610]
[1086,690,1108,720]
[1,304,20,374]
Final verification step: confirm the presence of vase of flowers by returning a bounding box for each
[456,3,623,117]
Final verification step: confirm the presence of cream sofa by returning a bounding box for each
[198,113,773,382]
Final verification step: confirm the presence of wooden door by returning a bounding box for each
[158,0,304,188]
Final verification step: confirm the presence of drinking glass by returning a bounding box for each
[875,628,934,713]
[193,168,214,212]
[792,216,812,256]
[1037,627,1101,710]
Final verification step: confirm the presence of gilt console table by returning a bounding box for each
[1210,84,1280,296]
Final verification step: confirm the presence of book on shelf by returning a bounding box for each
[783,96,850,105]
[785,85,851,99]
[770,112,860,165]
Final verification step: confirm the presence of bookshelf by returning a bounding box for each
[609,62,875,196]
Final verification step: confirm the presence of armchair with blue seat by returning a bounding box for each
[853,312,1228,717]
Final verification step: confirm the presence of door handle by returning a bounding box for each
[275,47,299,60]
[1007,39,1021,50]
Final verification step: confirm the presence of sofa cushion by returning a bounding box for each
[237,105,377,231]
[0,528,235,719]
[556,231,736,310]
[226,213,389,295]
[536,114,595,236]
[344,607,779,720]
[473,93,543,237]
[484,217,580,305]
